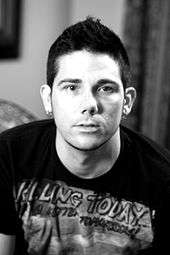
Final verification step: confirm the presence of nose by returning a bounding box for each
[81,90,99,116]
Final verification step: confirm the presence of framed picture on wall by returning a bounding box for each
[0,0,22,58]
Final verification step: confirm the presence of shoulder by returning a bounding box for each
[0,119,56,142]
[121,126,170,164]
[0,119,56,162]
[121,127,170,188]
[120,125,170,199]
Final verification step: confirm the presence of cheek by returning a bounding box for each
[102,102,123,128]
[52,96,76,129]
[103,97,123,118]
[52,96,81,125]
[52,95,68,115]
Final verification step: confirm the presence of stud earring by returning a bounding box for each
[122,108,127,120]
[123,108,127,114]
[46,110,53,118]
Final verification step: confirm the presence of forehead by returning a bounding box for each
[55,50,121,81]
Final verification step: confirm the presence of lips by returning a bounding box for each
[74,122,100,132]
[77,123,99,127]
[76,120,100,126]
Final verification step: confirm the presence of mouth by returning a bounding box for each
[74,123,100,132]
[78,124,99,127]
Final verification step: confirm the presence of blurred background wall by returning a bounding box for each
[0,0,70,119]
[123,0,170,149]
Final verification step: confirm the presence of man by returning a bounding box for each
[0,17,170,255]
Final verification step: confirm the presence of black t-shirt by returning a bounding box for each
[0,119,170,255]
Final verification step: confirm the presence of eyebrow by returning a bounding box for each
[58,79,81,86]
[97,79,119,86]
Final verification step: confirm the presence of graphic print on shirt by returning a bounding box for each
[15,179,154,254]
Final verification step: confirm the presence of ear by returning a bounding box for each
[40,84,52,114]
[123,87,136,116]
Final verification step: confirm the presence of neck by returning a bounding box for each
[56,129,121,179]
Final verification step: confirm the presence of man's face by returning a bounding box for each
[51,50,125,151]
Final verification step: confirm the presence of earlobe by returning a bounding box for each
[123,87,136,116]
[40,84,52,115]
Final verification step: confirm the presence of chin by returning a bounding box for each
[72,144,103,151]
[68,138,109,151]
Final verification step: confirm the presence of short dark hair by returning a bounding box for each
[47,17,131,89]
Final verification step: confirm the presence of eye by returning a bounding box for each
[64,84,79,91]
[98,85,117,94]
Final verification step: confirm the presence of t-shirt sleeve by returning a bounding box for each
[0,137,17,235]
